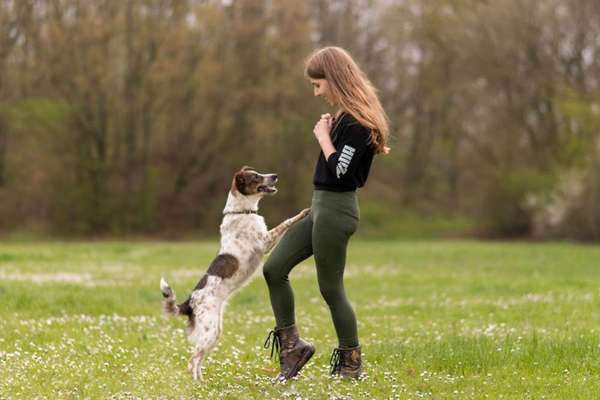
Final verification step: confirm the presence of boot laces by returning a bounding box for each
[263,329,280,360]
[329,348,343,375]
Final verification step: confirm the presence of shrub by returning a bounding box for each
[527,160,600,241]
[478,169,555,237]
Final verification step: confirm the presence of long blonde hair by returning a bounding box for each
[304,46,390,154]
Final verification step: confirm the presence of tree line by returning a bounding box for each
[0,0,599,240]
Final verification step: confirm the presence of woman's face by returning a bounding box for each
[310,78,335,106]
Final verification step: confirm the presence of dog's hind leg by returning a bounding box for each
[187,297,224,381]
[189,348,205,381]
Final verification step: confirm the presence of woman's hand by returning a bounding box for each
[313,113,336,160]
[313,114,333,143]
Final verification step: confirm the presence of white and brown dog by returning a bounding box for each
[160,166,309,380]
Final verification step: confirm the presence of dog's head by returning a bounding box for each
[231,166,278,196]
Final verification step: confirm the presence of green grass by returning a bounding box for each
[1,240,599,399]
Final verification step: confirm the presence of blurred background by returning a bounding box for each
[0,0,599,241]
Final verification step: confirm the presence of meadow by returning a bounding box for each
[0,240,599,399]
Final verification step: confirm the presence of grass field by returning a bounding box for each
[1,240,599,399]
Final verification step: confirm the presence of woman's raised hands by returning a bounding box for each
[313,113,333,143]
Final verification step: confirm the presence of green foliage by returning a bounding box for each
[523,88,600,240]
[0,97,69,132]
[553,88,600,166]
[547,162,600,241]
[357,200,474,239]
[479,169,556,237]
[1,1,600,241]
[566,170,600,241]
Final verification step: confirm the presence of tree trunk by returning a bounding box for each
[0,118,6,187]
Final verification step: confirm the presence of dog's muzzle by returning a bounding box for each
[258,174,278,194]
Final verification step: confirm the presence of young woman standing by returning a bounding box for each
[263,46,390,382]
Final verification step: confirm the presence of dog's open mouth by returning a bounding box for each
[258,178,278,194]
[258,184,277,194]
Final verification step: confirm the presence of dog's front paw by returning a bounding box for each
[299,208,311,218]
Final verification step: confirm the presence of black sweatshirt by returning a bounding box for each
[313,112,375,192]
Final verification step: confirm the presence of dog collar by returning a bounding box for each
[223,210,258,215]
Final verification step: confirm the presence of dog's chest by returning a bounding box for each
[219,216,268,266]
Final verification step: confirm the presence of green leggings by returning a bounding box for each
[263,190,360,348]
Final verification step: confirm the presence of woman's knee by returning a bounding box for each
[319,284,344,306]
[263,259,286,284]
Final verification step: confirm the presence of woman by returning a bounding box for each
[262,46,390,382]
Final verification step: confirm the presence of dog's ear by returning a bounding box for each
[231,170,248,194]
[231,166,254,194]
[236,173,246,186]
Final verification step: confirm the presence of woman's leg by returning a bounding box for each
[312,196,359,348]
[263,213,313,328]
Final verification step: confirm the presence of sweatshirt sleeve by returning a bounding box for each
[325,122,371,179]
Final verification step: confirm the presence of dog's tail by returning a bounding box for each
[160,277,195,320]
[160,277,181,316]
[160,277,196,332]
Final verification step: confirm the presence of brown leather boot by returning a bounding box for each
[264,324,315,382]
[330,346,362,379]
